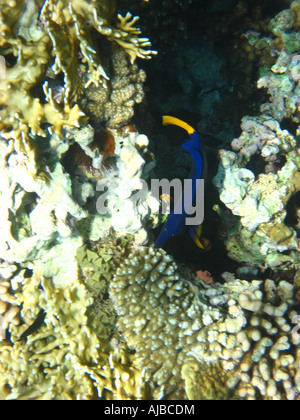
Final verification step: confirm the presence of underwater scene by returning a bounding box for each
[0,0,300,401]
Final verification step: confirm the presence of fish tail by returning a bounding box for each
[189,225,205,249]
[162,116,195,136]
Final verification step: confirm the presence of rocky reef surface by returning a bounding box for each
[213,1,300,270]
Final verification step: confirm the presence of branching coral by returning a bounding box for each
[0,0,156,173]
[40,0,155,93]
[0,0,85,173]
[0,272,148,399]
[82,45,147,128]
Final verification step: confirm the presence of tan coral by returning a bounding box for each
[109,246,238,399]
[110,245,300,400]
[182,358,230,400]
[0,268,151,400]
[40,0,156,93]
[83,46,147,127]
[1,240,300,400]
[0,261,23,342]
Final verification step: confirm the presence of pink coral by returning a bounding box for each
[231,138,243,151]
[195,270,214,284]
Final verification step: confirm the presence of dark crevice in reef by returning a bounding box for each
[120,0,294,277]
[285,191,300,228]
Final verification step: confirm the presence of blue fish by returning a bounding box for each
[155,116,205,249]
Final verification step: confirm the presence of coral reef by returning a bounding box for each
[0,0,157,285]
[244,3,300,124]
[214,115,300,269]
[1,0,300,402]
[0,266,152,400]
[213,2,300,270]
[258,51,300,123]
[0,0,158,399]
[82,46,147,128]
[1,238,300,400]
[0,75,158,397]
[0,0,156,172]
[110,246,300,400]
[0,121,157,291]
[0,233,156,400]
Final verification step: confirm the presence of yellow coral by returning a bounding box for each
[0,268,150,400]
[1,239,300,400]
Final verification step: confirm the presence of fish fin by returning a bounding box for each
[189,225,205,249]
[162,116,195,136]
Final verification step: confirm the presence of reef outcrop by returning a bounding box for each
[1,0,300,402]
[110,246,300,400]
[213,2,300,270]
[0,0,156,173]
[0,0,158,399]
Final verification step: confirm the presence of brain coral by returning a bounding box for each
[110,246,300,400]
